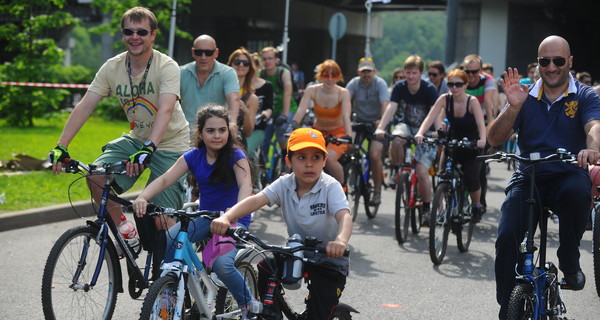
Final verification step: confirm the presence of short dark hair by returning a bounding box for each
[427,60,445,75]
[121,6,158,31]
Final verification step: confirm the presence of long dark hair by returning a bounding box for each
[194,104,246,187]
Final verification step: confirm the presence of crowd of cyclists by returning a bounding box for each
[46,6,600,319]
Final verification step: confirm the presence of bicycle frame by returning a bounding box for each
[398,143,420,209]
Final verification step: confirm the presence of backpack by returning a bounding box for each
[261,65,301,102]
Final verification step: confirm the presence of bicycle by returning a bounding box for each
[394,136,438,244]
[226,227,359,319]
[343,122,382,221]
[255,117,286,190]
[41,159,155,319]
[139,207,258,319]
[479,149,578,320]
[591,178,600,297]
[428,138,478,265]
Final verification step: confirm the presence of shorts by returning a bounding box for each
[392,123,436,168]
[317,126,348,160]
[94,134,186,210]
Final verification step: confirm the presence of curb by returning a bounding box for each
[0,191,141,232]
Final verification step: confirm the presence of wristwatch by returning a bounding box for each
[143,139,156,152]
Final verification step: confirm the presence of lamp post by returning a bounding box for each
[282,0,290,64]
[168,0,177,57]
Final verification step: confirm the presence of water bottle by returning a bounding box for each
[282,234,303,289]
[119,215,140,253]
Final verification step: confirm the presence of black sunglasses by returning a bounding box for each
[447,82,465,88]
[537,56,566,68]
[122,28,151,37]
[428,72,439,78]
[464,69,480,75]
[193,48,216,57]
[232,59,250,67]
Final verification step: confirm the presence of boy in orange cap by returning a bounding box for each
[211,128,352,320]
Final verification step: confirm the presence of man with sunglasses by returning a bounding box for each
[48,6,190,278]
[426,60,449,97]
[180,34,240,127]
[489,35,600,320]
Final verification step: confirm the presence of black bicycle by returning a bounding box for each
[41,159,156,319]
[429,138,478,265]
[479,149,578,319]
[227,227,359,319]
[592,185,600,297]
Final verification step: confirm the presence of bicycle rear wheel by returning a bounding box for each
[215,262,259,315]
[593,202,600,297]
[456,184,474,252]
[395,172,411,244]
[410,202,424,234]
[364,181,379,219]
[506,283,535,320]
[42,225,119,320]
[139,273,182,319]
[346,163,362,222]
[429,182,451,265]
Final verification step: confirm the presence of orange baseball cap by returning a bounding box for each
[287,128,328,155]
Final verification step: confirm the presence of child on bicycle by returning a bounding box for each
[210,127,353,320]
[132,104,255,315]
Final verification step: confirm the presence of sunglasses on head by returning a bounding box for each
[193,48,216,57]
[232,59,250,67]
[537,56,566,68]
[122,28,150,37]
[359,57,373,63]
[428,72,439,78]
[464,69,480,75]
[447,82,465,88]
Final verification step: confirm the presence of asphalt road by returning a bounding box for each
[1,162,598,319]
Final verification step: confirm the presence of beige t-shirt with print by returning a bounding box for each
[88,49,189,152]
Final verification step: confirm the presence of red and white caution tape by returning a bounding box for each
[0,81,89,89]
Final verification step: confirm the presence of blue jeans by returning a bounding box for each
[495,171,591,319]
[165,218,253,308]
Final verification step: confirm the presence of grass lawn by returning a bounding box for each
[0,115,149,213]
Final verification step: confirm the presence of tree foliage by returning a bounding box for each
[372,11,447,83]
[0,0,80,127]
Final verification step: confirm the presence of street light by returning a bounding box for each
[365,0,391,59]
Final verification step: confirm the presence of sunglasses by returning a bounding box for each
[122,28,151,37]
[359,57,373,63]
[537,56,567,68]
[193,48,216,57]
[447,82,465,88]
[232,59,250,67]
[428,72,439,78]
[464,69,480,75]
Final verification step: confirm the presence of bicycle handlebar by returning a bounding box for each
[142,206,222,221]
[226,227,350,257]
[477,148,578,164]
[62,158,128,175]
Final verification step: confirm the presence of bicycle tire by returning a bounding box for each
[395,172,411,244]
[410,205,423,234]
[346,163,362,222]
[429,182,451,265]
[506,283,535,320]
[593,202,600,297]
[42,225,119,320]
[331,310,353,320]
[139,273,182,319]
[364,181,379,219]
[215,262,259,315]
[456,183,474,252]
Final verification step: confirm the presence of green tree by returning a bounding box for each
[372,11,447,83]
[0,0,79,127]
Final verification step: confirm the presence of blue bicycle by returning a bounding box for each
[139,208,258,319]
[256,117,285,189]
[479,149,577,320]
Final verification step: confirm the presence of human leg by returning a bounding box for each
[164,216,211,262]
[369,139,384,193]
[305,264,346,320]
[325,149,344,183]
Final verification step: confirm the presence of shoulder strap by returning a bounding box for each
[277,66,285,89]
[445,94,453,116]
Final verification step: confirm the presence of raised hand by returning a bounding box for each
[499,68,528,109]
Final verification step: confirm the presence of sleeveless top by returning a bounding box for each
[445,94,478,141]
[313,89,343,121]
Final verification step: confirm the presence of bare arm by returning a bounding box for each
[340,88,354,140]
[234,157,253,202]
[281,69,294,116]
[291,85,314,125]
[210,193,270,235]
[375,101,398,137]
[579,119,600,168]
[132,155,189,216]
[241,94,258,137]
[147,93,178,146]
[226,91,241,128]
[377,99,389,128]
[415,94,446,141]
[469,97,487,149]
[327,208,352,258]
[488,68,528,146]
[483,88,495,124]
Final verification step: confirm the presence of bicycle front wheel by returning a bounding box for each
[41,225,119,320]
[506,283,535,320]
[139,273,182,319]
[215,262,259,315]
[429,182,451,265]
[346,163,362,222]
[456,184,474,252]
[593,202,600,297]
[395,172,411,244]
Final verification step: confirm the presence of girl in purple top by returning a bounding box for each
[133,104,254,311]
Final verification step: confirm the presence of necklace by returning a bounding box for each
[126,52,153,108]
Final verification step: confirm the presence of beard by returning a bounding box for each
[541,69,569,89]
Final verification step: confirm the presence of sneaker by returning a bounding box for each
[421,206,430,227]
[561,269,585,290]
[551,213,559,224]
[369,192,381,206]
[471,205,484,223]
